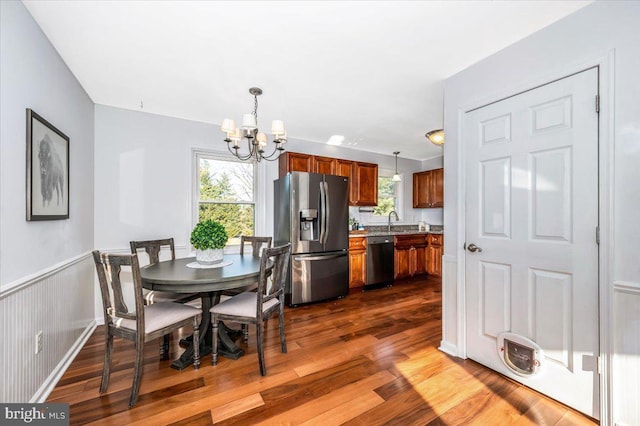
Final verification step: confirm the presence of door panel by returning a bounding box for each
[465,68,599,418]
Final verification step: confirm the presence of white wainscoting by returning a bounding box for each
[0,253,96,403]
[612,280,640,426]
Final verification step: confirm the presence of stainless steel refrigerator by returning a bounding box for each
[274,172,349,306]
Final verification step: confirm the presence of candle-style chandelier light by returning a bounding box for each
[221,87,286,162]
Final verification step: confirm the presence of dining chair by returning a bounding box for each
[130,238,198,359]
[240,235,272,258]
[226,236,272,293]
[210,243,291,376]
[93,250,201,408]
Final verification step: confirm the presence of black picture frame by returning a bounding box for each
[26,109,70,221]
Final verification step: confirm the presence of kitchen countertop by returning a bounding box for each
[349,230,443,238]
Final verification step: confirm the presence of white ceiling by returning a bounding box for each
[23,0,591,161]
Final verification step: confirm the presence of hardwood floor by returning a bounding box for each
[48,276,597,425]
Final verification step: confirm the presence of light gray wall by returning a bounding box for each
[0,1,95,285]
[442,2,640,424]
[0,0,95,402]
[94,104,442,257]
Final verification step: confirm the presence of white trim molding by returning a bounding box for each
[31,321,97,403]
[0,251,93,298]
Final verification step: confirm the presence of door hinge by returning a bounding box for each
[596,226,600,245]
[595,94,600,113]
[597,356,602,375]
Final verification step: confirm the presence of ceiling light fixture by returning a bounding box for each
[392,151,402,182]
[221,87,286,162]
[426,129,444,146]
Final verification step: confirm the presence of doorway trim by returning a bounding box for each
[453,49,614,423]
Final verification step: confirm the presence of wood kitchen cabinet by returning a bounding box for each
[426,233,443,277]
[394,234,428,279]
[336,159,356,204]
[413,168,444,208]
[279,152,378,207]
[278,152,313,176]
[313,156,337,175]
[348,237,367,288]
[352,162,378,206]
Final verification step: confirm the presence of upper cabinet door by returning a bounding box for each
[430,168,444,207]
[413,168,443,208]
[279,152,313,177]
[354,162,378,206]
[313,156,337,175]
[336,160,356,205]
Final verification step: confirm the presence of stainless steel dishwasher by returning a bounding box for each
[366,236,394,288]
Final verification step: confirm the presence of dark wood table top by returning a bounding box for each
[140,254,263,293]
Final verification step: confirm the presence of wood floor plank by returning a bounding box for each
[46,276,597,425]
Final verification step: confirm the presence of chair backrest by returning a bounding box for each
[130,238,175,265]
[93,250,145,331]
[240,236,272,258]
[256,243,291,314]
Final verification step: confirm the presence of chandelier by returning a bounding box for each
[221,87,286,162]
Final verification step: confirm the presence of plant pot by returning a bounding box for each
[196,248,224,265]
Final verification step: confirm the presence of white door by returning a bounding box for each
[464,68,599,418]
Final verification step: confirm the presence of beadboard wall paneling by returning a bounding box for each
[613,281,640,426]
[0,254,95,403]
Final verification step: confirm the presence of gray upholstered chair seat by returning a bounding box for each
[112,302,201,334]
[211,292,278,318]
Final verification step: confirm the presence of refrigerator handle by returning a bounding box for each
[323,181,330,245]
[319,181,326,244]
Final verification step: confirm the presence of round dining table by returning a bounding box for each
[140,254,264,370]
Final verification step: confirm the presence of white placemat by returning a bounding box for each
[186,260,233,269]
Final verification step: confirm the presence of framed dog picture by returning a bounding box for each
[26,109,69,221]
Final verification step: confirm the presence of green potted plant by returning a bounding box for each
[190,219,228,264]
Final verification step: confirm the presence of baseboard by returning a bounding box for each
[438,340,459,357]
[30,320,97,403]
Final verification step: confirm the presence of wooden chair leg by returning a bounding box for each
[100,331,114,393]
[129,335,145,408]
[256,322,266,376]
[242,324,249,342]
[279,306,287,354]
[192,317,200,369]
[211,317,219,366]
[160,334,170,360]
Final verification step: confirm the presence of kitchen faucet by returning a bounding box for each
[387,210,399,232]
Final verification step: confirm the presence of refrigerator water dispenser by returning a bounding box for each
[299,209,318,241]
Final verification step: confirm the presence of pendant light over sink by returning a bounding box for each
[392,151,402,182]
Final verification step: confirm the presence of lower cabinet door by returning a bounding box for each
[394,247,412,279]
[349,250,366,288]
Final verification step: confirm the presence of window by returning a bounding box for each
[195,151,256,246]
[372,170,402,220]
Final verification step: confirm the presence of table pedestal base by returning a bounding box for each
[171,292,245,370]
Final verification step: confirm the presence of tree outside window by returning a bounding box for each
[373,174,401,218]
[197,154,255,246]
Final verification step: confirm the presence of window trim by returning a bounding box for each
[191,149,258,251]
[368,168,404,223]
